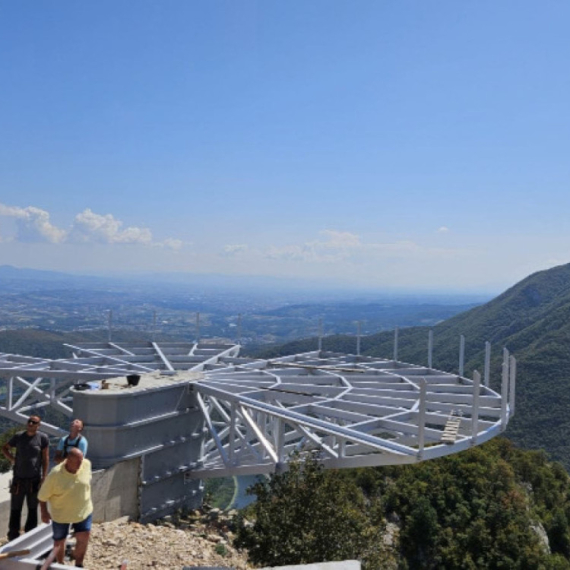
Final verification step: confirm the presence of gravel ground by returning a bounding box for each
[83,515,250,570]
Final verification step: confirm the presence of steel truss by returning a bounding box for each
[0,341,515,474]
[0,342,241,436]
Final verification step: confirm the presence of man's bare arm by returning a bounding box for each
[1,442,14,465]
[41,446,49,481]
[39,500,51,524]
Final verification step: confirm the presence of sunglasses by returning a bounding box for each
[27,419,40,425]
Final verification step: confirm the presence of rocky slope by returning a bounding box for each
[84,508,250,570]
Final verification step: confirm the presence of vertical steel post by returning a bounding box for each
[318,318,323,353]
[428,330,433,369]
[393,326,399,362]
[254,412,269,458]
[459,335,465,377]
[196,312,200,343]
[229,403,236,464]
[275,418,284,463]
[258,411,265,459]
[356,321,362,356]
[7,377,13,411]
[199,422,208,472]
[509,355,516,417]
[484,341,491,387]
[501,348,510,429]
[471,370,481,443]
[107,310,113,342]
[418,377,427,457]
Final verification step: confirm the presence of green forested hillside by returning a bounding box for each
[252,263,570,469]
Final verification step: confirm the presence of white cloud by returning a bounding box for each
[159,238,184,251]
[437,226,450,233]
[0,203,182,249]
[222,244,249,257]
[265,230,363,263]
[265,244,314,262]
[69,209,152,245]
[264,230,458,264]
[0,204,66,243]
[319,229,361,248]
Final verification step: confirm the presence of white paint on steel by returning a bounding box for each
[459,335,465,377]
[471,370,481,443]
[417,377,427,457]
[484,341,491,387]
[0,336,514,478]
[393,327,399,362]
[509,355,516,417]
[152,342,175,372]
[501,348,509,429]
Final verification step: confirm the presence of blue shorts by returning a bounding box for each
[51,513,92,541]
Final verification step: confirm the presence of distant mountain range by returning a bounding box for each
[255,262,570,470]
[0,264,111,293]
[0,264,493,301]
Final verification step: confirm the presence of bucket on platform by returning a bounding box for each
[126,374,141,387]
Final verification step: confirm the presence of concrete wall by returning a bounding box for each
[91,458,140,523]
[92,455,204,524]
[0,472,20,540]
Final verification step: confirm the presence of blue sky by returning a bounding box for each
[0,1,569,292]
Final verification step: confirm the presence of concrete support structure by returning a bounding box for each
[73,373,205,521]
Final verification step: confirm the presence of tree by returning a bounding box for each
[235,451,383,568]
[0,426,22,473]
[549,509,570,558]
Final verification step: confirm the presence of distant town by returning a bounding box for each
[0,266,487,347]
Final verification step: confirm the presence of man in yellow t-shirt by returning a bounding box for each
[38,447,93,569]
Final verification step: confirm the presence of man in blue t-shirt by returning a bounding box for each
[55,418,88,464]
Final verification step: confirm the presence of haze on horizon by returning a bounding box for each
[0,1,568,294]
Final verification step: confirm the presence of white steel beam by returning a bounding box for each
[0,341,513,476]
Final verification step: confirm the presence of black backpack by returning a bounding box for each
[62,435,83,458]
